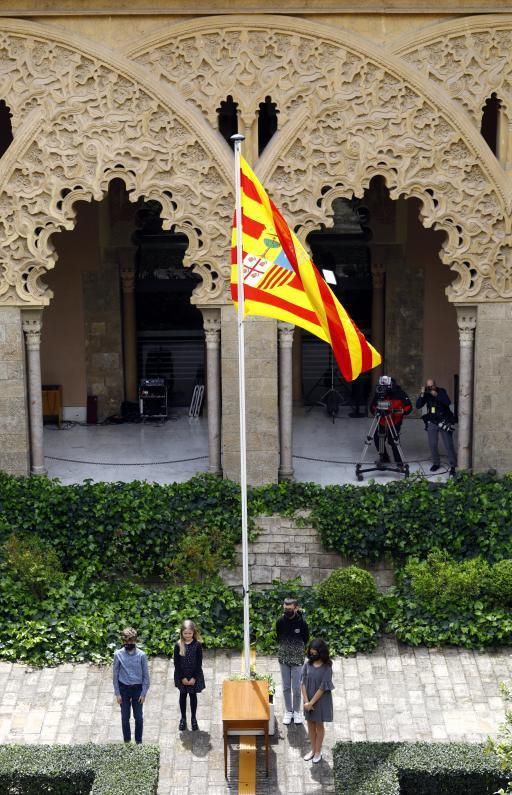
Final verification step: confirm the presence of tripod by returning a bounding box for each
[305,350,351,423]
[355,410,410,481]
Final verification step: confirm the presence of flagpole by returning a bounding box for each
[231,133,251,678]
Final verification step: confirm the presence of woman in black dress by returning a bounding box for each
[174,619,205,731]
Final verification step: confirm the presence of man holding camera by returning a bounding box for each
[416,378,457,475]
[370,376,412,465]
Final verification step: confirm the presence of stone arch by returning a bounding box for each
[393,16,512,132]
[0,19,234,307]
[127,14,510,303]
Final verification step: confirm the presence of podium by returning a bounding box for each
[222,679,270,779]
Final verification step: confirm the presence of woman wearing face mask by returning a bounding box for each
[301,638,334,764]
[113,627,150,744]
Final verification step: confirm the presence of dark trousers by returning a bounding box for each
[374,423,402,463]
[119,682,143,743]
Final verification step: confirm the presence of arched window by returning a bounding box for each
[0,100,13,158]
[217,95,238,148]
[258,96,279,155]
[481,93,501,156]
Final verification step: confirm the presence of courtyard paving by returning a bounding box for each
[0,640,509,794]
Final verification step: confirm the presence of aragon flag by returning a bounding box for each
[231,156,381,382]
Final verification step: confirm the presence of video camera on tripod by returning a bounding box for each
[374,374,393,415]
[355,374,410,481]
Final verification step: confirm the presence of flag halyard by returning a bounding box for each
[231,156,381,381]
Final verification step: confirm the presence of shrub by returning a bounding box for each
[0,744,159,794]
[310,472,512,563]
[387,553,512,648]
[486,682,512,794]
[318,566,378,611]
[162,524,239,583]
[2,534,62,598]
[251,579,384,657]
[333,742,509,795]
[405,550,491,613]
[488,560,512,607]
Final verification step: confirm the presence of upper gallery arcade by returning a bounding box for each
[0,2,511,483]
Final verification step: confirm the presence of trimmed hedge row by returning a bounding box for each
[0,744,159,794]
[333,742,509,795]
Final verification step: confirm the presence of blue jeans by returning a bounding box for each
[119,682,143,743]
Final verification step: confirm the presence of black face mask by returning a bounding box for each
[308,652,318,661]
[284,609,295,617]
[124,643,136,651]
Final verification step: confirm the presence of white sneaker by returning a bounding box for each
[303,750,314,761]
[293,711,304,724]
[283,711,293,725]
[313,753,322,763]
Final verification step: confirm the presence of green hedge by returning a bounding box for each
[312,473,512,563]
[2,472,512,582]
[0,473,245,579]
[386,551,512,648]
[0,574,382,666]
[333,742,509,795]
[0,744,159,794]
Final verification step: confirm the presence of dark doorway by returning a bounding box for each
[133,198,204,407]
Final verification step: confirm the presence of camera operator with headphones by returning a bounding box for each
[416,378,457,476]
[370,376,412,465]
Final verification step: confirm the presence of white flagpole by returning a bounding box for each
[231,133,251,678]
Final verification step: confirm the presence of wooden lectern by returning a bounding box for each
[222,679,270,779]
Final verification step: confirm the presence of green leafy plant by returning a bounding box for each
[486,683,512,794]
[228,672,276,697]
[318,566,378,611]
[387,552,512,648]
[2,534,62,598]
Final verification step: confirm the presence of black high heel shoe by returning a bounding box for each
[179,717,187,731]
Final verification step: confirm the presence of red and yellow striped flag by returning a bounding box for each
[231,156,381,381]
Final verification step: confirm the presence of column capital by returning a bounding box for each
[200,307,221,348]
[22,309,43,351]
[371,262,386,289]
[278,321,295,349]
[456,305,477,346]
[120,263,136,294]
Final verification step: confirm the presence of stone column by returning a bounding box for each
[221,307,279,485]
[119,254,137,402]
[278,322,294,480]
[456,305,477,471]
[371,262,386,388]
[22,309,46,475]
[0,307,30,475]
[238,110,259,164]
[201,307,222,477]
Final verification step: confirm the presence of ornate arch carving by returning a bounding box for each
[127,14,511,302]
[393,16,512,131]
[0,20,234,306]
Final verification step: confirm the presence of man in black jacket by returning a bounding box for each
[276,597,310,725]
[416,378,457,475]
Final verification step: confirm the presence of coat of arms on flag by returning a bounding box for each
[231,156,381,382]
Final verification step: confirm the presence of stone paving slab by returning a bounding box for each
[0,640,510,794]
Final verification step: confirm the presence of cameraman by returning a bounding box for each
[416,378,457,475]
[370,376,412,464]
